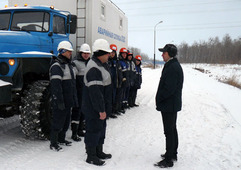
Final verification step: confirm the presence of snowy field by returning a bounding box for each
[0,64,241,170]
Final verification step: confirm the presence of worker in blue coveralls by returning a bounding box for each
[82,39,112,166]
[118,47,129,112]
[71,43,91,141]
[49,41,78,151]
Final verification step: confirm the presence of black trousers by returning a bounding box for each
[128,86,137,106]
[71,107,81,122]
[84,117,106,147]
[52,108,71,132]
[161,111,178,160]
[115,87,122,111]
[50,108,71,144]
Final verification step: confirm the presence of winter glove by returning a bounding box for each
[58,103,65,110]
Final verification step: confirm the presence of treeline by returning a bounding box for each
[178,34,241,64]
[128,46,150,61]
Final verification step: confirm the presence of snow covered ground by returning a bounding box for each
[0,64,241,170]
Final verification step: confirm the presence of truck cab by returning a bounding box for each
[0,5,76,139]
[0,5,76,104]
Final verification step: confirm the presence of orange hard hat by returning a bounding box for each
[135,55,142,61]
[127,50,133,56]
[119,47,128,53]
[110,44,117,51]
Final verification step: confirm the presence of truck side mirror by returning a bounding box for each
[67,14,77,34]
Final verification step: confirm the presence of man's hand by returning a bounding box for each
[99,112,107,120]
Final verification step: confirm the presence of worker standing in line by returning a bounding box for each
[49,41,78,151]
[127,51,136,107]
[108,44,123,118]
[118,47,129,112]
[82,39,112,166]
[71,43,91,141]
[130,55,142,107]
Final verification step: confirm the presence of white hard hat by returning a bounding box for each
[79,43,91,53]
[57,41,74,51]
[92,39,112,53]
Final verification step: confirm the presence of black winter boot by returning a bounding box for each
[86,146,105,166]
[58,131,72,146]
[154,159,173,168]
[161,154,177,161]
[71,123,81,142]
[96,145,112,159]
[128,98,134,107]
[78,121,85,137]
[109,114,117,119]
[113,103,121,115]
[50,131,63,152]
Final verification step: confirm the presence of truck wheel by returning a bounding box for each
[20,80,52,140]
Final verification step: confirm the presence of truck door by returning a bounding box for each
[10,11,52,53]
[50,14,69,56]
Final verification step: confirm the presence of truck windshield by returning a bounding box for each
[11,11,50,32]
[0,12,11,30]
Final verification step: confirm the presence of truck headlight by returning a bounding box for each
[8,59,15,66]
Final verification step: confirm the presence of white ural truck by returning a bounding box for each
[9,0,128,54]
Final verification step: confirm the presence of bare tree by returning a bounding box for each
[178,34,241,64]
[128,46,150,61]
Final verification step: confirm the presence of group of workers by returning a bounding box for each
[48,39,184,169]
[48,38,142,166]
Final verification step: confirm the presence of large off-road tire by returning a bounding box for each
[20,80,52,140]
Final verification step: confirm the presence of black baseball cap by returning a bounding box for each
[158,44,177,57]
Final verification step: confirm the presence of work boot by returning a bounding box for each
[114,111,121,116]
[120,104,126,113]
[50,130,63,151]
[119,109,125,113]
[50,143,63,152]
[123,101,129,109]
[96,145,112,159]
[78,121,85,137]
[86,146,105,166]
[128,98,134,107]
[58,131,72,146]
[58,140,72,146]
[161,154,177,161]
[109,114,117,119]
[154,159,173,168]
[71,123,81,142]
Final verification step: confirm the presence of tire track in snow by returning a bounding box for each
[0,116,50,169]
[0,137,49,169]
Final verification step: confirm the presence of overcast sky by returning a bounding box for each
[1,0,241,59]
[111,0,241,59]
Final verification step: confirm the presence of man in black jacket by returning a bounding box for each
[49,41,78,151]
[82,39,112,166]
[155,44,184,168]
